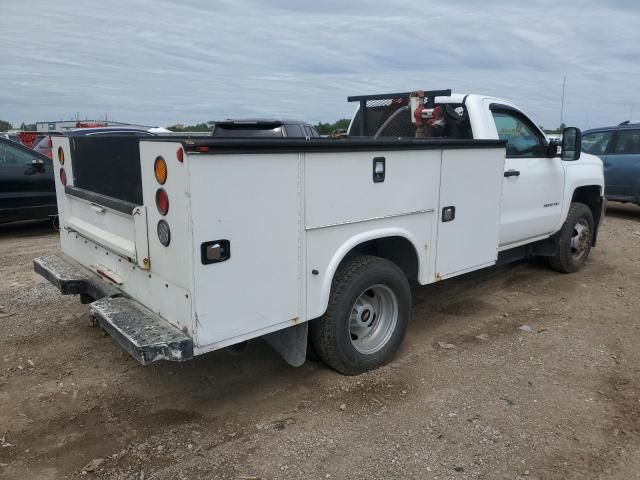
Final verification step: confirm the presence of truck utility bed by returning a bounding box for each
[39,132,506,366]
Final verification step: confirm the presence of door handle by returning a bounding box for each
[504,169,520,178]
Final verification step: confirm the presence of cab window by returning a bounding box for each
[284,124,304,137]
[492,111,544,158]
[581,131,613,155]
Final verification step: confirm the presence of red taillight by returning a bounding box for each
[176,147,184,162]
[60,168,67,186]
[155,188,169,215]
[46,151,52,159]
[48,137,53,148]
[195,146,209,153]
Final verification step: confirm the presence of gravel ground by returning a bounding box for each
[0,204,639,480]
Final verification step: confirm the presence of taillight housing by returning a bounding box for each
[58,146,65,165]
[154,156,167,184]
[176,147,184,163]
[60,168,67,186]
[155,188,169,215]
[47,137,53,148]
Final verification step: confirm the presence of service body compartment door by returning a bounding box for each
[435,147,505,279]
[188,153,301,348]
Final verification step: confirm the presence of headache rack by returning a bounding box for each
[347,89,452,138]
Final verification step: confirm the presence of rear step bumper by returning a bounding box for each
[34,255,193,365]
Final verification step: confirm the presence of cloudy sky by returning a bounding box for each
[1,0,638,129]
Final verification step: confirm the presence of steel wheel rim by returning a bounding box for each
[570,218,590,260]
[349,284,398,354]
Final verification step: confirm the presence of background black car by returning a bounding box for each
[211,119,321,138]
[0,137,56,223]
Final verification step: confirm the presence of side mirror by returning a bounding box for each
[561,127,582,161]
[31,158,45,171]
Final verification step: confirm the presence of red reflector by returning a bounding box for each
[195,146,209,153]
[60,168,67,186]
[155,188,169,215]
[46,151,53,158]
[176,147,184,162]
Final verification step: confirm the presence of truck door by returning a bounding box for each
[487,104,565,247]
[604,128,640,201]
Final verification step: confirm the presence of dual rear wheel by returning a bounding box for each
[310,255,411,375]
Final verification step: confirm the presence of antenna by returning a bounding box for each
[560,75,566,126]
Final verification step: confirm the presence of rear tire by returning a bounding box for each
[310,255,411,375]
[549,202,594,273]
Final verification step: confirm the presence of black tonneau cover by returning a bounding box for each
[168,137,506,154]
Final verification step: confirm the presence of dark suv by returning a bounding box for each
[211,119,320,138]
[582,121,640,205]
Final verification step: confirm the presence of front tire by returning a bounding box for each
[549,202,594,273]
[310,255,411,375]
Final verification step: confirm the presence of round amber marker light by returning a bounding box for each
[58,146,65,165]
[154,156,167,184]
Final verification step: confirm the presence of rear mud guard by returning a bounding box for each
[263,322,308,367]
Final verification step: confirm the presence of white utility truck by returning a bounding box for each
[35,90,605,375]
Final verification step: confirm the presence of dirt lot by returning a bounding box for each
[1,205,639,480]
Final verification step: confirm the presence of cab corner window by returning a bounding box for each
[492,111,544,158]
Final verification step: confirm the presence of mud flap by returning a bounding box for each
[262,322,308,367]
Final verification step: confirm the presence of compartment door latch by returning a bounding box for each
[201,240,231,265]
[441,206,456,222]
[373,157,385,183]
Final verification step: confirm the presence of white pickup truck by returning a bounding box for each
[35,89,605,375]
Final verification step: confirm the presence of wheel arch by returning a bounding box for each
[311,228,423,320]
